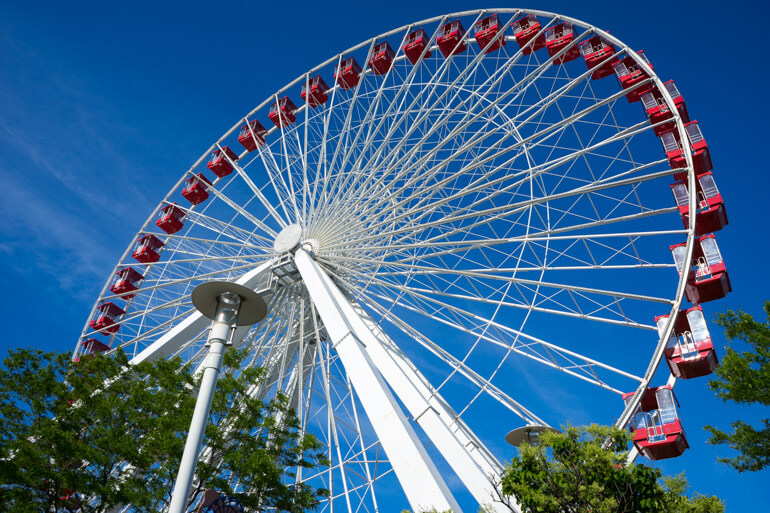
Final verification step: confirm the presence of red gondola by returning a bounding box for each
[660,121,713,179]
[155,203,185,234]
[60,491,82,512]
[368,41,396,75]
[268,96,297,128]
[181,173,213,205]
[613,51,653,102]
[132,234,164,263]
[671,234,731,304]
[301,75,330,107]
[544,22,580,65]
[511,14,545,55]
[640,80,690,136]
[670,172,728,235]
[403,28,432,65]
[90,302,125,335]
[655,306,719,379]
[579,35,618,79]
[623,386,689,460]
[110,267,145,300]
[437,20,467,58]
[238,120,267,151]
[335,57,362,89]
[207,146,239,178]
[81,338,110,354]
[474,14,506,54]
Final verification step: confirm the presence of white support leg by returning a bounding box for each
[293,248,462,513]
[296,247,512,512]
[355,305,515,513]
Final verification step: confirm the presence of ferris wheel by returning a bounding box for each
[76,8,730,513]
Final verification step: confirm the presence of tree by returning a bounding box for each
[705,300,770,472]
[498,424,724,513]
[660,473,725,513]
[0,347,327,512]
[192,349,328,512]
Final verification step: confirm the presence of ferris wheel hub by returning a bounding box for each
[79,8,708,510]
[273,223,303,253]
[301,237,320,255]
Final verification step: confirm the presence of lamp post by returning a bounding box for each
[168,281,267,513]
[505,424,560,448]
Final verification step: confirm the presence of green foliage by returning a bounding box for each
[705,300,770,472]
[498,425,723,513]
[662,474,725,513]
[195,349,328,512]
[0,347,327,512]
[501,425,664,513]
[400,509,452,513]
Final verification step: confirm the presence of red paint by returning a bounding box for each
[437,20,467,58]
[545,22,580,65]
[181,173,213,205]
[579,35,618,79]
[670,234,732,304]
[640,80,689,135]
[512,14,545,55]
[81,338,110,353]
[623,386,688,460]
[660,121,713,179]
[613,51,653,102]
[632,419,689,460]
[238,120,267,151]
[301,75,330,107]
[132,234,164,263]
[207,146,239,178]
[155,203,185,235]
[670,172,728,235]
[268,96,298,128]
[474,14,506,54]
[403,29,432,65]
[336,57,362,89]
[655,306,719,379]
[109,267,145,300]
[90,302,125,335]
[368,41,396,75]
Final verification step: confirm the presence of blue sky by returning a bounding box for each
[1,0,768,510]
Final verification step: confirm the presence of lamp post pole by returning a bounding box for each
[168,282,266,513]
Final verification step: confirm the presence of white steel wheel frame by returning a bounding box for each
[75,8,699,513]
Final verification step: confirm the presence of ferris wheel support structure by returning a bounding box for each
[294,247,511,512]
[73,6,731,512]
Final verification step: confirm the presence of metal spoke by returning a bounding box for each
[78,9,699,513]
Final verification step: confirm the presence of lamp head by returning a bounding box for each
[505,424,560,447]
[191,281,267,326]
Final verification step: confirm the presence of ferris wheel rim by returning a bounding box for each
[74,8,701,511]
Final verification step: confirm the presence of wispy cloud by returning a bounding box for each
[0,26,169,302]
[0,172,117,299]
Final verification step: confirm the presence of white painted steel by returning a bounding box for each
[168,293,244,513]
[76,8,700,512]
[294,248,461,513]
[354,302,514,513]
[167,337,227,513]
[128,262,274,365]
[298,247,511,512]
